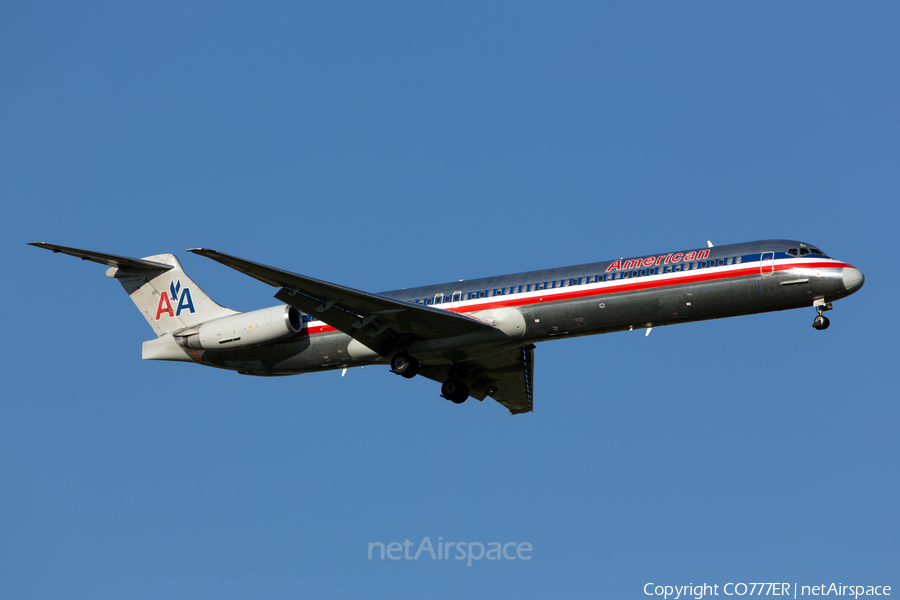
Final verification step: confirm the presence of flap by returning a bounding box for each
[419,344,535,414]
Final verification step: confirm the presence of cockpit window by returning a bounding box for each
[810,248,824,255]
[799,248,810,256]
[787,248,798,256]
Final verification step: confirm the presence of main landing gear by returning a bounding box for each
[391,351,470,405]
[441,378,469,404]
[390,353,419,378]
[812,302,833,331]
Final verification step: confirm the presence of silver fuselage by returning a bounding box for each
[196,239,863,376]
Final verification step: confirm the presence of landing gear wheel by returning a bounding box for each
[441,378,469,404]
[391,353,419,378]
[812,315,830,330]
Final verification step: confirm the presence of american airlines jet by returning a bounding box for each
[30,240,864,414]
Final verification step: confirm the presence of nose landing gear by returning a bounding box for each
[813,314,830,330]
[812,302,833,330]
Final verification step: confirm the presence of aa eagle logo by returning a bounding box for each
[155,280,195,320]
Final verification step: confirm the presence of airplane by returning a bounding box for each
[29,239,864,414]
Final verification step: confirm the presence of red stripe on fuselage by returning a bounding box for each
[299,261,852,337]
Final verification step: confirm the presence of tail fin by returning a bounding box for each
[29,243,237,336]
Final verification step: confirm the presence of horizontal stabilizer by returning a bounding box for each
[30,242,236,336]
[28,242,173,273]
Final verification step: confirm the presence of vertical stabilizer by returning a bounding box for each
[108,253,238,336]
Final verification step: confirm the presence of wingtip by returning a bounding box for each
[28,242,59,252]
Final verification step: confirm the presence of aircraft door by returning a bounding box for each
[451,291,462,309]
[760,251,775,276]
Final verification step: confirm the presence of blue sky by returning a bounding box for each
[2,3,897,598]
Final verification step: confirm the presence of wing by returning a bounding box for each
[187,248,495,356]
[419,345,536,415]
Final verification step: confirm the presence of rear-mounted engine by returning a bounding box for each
[175,304,302,350]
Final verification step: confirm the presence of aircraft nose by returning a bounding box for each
[842,267,865,293]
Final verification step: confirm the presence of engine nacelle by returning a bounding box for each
[176,304,302,351]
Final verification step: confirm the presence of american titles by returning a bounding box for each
[606,249,711,272]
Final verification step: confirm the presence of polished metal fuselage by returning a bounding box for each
[198,239,862,376]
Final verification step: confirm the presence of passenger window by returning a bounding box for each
[726,257,733,265]
[692,262,698,269]
[735,256,741,264]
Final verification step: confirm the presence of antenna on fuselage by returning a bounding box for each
[707,240,714,248]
